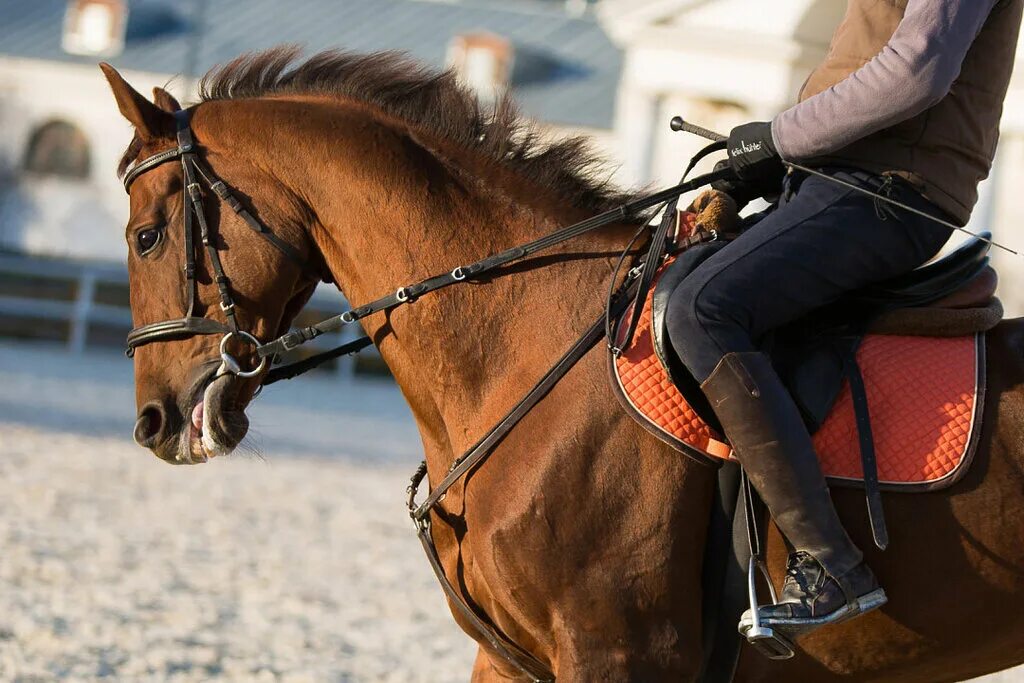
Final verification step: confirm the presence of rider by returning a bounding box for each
[666,0,1023,637]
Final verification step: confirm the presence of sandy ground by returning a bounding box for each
[0,342,477,682]
[0,341,1020,682]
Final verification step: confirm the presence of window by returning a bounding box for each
[23,121,91,180]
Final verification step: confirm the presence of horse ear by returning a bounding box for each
[152,86,181,113]
[99,62,173,141]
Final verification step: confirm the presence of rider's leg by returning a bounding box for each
[666,168,951,634]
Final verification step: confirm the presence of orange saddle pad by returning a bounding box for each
[611,261,985,491]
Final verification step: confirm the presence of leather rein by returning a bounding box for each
[123,107,729,681]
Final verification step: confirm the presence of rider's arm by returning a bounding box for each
[772,0,999,161]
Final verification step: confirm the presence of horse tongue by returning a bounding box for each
[191,401,204,432]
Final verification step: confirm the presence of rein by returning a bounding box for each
[255,169,733,374]
[123,107,730,385]
[124,108,732,680]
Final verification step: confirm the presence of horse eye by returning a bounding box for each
[136,227,162,254]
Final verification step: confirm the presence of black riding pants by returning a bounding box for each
[667,168,954,382]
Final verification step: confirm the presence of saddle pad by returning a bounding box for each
[611,265,985,492]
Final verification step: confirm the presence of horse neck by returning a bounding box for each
[210,98,637,470]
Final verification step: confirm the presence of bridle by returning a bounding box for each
[122,106,730,388]
[123,108,321,379]
[122,105,731,681]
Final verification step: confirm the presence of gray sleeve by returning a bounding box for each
[772,0,999,160]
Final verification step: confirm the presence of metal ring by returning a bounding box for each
[219,331,268,378]
[396,287,409,303]
[340,311,356,324]
[451,267,466,281]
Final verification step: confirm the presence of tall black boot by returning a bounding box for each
[700,352,886,637]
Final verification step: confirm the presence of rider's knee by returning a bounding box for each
[667,279,716,375]
[667,277,749,381]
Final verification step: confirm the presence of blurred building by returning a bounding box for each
[0,0,620,262]
[0,0,620,354]
[0,0,1022,351]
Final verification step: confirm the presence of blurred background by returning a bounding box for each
[0,1,1020,681]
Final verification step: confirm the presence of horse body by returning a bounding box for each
[106,51,1024,681]
[186,92,720,680]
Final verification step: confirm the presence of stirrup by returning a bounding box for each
[736,469,795,660]
[738,556,795,660]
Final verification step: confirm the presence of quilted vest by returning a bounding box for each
[798,0,1024,226]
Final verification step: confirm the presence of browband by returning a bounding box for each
[123,147,183,191]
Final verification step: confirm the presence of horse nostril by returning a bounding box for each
[134,403,166,447]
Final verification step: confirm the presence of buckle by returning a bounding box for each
[210,180,230,199]
[280,332,302,352]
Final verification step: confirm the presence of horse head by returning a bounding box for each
[102,64,318,464]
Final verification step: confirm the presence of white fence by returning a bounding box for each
[0,252,378,377]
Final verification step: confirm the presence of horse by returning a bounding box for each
[102,48,1024,682]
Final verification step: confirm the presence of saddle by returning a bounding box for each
[611,210,997,493]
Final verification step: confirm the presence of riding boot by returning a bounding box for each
[700,352,886,637]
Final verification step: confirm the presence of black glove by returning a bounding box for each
[710,160,783,211]
[727,121,784,182]
[712,121,786,208]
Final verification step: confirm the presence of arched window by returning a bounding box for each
[23,120,91,179]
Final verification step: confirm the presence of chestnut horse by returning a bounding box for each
[102,49,1024,682]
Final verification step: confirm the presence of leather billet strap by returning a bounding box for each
[841,344,889,551]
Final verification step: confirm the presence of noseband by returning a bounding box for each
[123,109,319,378]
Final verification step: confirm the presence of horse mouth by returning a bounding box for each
[178,370,250,464]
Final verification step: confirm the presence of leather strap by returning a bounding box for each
[615,196,675,354]
[125,108,323,355]
[123,147,183,190]
[415,523,553,682]
[258,168,734,360]
[842,345,889,551]
[126,317,233,356]
[261,336,374,385]
[405,272,640,682]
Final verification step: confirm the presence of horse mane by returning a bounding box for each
[190,46,636,214]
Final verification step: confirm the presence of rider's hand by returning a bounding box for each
[726,121,784,182]
[710,160,783,211]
